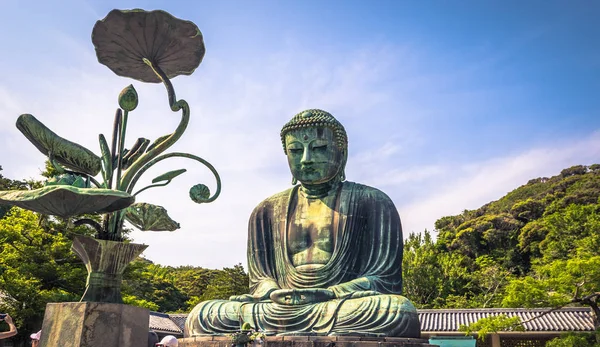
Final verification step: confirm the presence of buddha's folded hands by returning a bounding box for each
[269,288,336,305]
[345,290,380,299]
[229,292,272,302]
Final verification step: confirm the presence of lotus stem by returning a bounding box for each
[108,109,122,190]
[88,176,102,188]
[74,218,104,236]
[118,60,190,194]
[115,110,129,190]
[132,180,171,197]
[126,152,221,202]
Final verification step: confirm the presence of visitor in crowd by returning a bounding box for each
[30,330,41,347]
[156,334,178,346]
[0,314,17,340]
[148,330,159,347]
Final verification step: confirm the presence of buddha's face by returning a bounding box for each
[285,127,344,185]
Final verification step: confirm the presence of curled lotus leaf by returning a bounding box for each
[189,183,210,204]
[16,114,102,176]
[152,169,187,184]
[0,186,134,218]
[92,9,205,83]
[124,202,180,231]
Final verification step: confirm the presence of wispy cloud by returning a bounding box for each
[397,132,600,236]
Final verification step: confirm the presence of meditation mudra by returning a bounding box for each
[185,109,420,337]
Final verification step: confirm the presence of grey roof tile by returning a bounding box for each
[418,307,595,332]
[149,312,184,334]
[169,313,188,331]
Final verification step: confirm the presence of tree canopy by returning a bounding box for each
[0,164,249,344]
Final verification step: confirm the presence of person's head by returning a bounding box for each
[280,109,348,185]
[148,330,159,347]
[30,330,41,347]
[156,335,178,347]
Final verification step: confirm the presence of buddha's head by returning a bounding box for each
[280,109,348,185]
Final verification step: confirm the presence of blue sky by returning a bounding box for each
[1,1,599,268]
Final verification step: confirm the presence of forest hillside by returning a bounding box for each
[403,164,600,313]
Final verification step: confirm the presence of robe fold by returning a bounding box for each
[185,181,420,337]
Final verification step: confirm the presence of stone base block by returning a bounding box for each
[178,336,436,347]
[39,302,149,347]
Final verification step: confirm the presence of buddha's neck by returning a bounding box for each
[299,180,341,199]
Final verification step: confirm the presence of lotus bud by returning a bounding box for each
[189,184,210,204]
[118,84,138,111]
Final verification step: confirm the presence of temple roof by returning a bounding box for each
[419,307,595,332]
[149,312,184,334]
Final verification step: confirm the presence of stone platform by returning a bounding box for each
[39,302,149,347]
[178,336,436,347]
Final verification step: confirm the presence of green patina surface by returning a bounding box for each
[186,110,421,338]
[124,202,180,231]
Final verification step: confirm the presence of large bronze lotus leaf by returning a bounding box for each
[124,202,180,231]
[92,9,205,83]
[16,114,102,176]
[0,186,134,218]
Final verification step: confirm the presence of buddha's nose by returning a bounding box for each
[301,148,313,164]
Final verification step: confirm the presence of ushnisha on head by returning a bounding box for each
[281,109,348,186]
[280,109,348,153]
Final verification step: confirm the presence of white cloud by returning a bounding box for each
[398,132,600,236]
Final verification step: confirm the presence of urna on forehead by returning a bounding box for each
[280,109,348,152]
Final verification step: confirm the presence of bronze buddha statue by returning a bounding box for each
[185,109,420,337]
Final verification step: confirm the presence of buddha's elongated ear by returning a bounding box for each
[292,176,298,185]
[340,148,348,181]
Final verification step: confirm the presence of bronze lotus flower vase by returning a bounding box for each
[72,235,147,303]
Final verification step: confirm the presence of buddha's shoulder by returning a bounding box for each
[253,187,296,210]
[344,181,393,200]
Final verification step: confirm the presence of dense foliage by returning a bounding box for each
[0,165,249,344]
[403,164,600,344]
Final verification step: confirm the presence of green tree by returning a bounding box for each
[173,266,218,298]
[546,332,599,347]
[0,207,90,344]
[402,230,475,308]
[197,264,249,303]
[0,166,27,218]
[402,230,444,307]
[537,204,600,264]
[122,260,188,313]
[171,266,218,311]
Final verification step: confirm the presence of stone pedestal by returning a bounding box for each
[39,302,149,347]
[178,336,436,347]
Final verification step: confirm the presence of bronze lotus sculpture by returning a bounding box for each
[0,9,220,303]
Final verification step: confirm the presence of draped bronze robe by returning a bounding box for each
[186,181,420,337]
